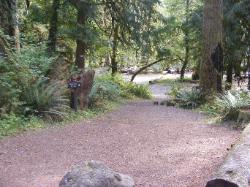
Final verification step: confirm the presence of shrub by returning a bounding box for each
[89,74,152,106]
[121,83,152,99]
[21,79,69,120]
[17,44,55,78]
[0,44,55,115]
[169,83,182,98]
[89,77,121,107]
[176,88,203,109]
[214,91,250,121]
[0,114,44,137]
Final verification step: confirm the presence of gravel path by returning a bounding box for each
[0,84,240,187]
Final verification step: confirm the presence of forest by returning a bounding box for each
[0,0,250,186]
[1,0,249,135]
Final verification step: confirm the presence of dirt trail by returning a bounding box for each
[0,84,239,187]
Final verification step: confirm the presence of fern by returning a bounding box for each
[215,91,250,121]
[22,79,69,119]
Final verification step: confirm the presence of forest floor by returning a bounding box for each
[0,77,240,187]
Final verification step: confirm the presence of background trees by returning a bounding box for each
[1,0,250,134]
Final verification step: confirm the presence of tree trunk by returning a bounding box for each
[111,25,119,75]
[180,0,190,80]
[206,124,250,187]
[247,53,250,90]
[69,0,89,69]
[200,0,223,96]
[226,61,233,90]
[75,7,87,69]
[78,70,95,109]
[48,0,60,55]
[0,0,20,51]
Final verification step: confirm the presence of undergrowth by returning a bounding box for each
[0,72,151,138]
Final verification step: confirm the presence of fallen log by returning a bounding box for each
[205,124,250,187]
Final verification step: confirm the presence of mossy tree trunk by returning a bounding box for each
[69,0,88,69]
[200,0,223,96]
[0,0,20,52]
[48,0,60,55]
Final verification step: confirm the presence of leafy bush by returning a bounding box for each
[121,83,152,99]
[212,91,250,121]
[17,44,55,78]
[89,74,151,106]
[89,77,121,107]
[200,91,250,123]
[169,83,182,98]
[175,88,203,109]
[0,44,55,115]
[0,114,43,137]
[0,58,24,114]
[21,79,69,119]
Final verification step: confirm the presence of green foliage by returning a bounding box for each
[17,44,55,78]
[0,114,43,137]
[215,91,250,120]
[122,83,152,99]
[105,74,152,99]
[175,88,203,109]
[89,76,122,107]
[169,83,203,109]
[0,44,55,115]
[203,91,250,121]
[169,83,181,98]
[89,74,151,106]
[21,79,69,119]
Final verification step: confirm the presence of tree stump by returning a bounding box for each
[78,70,95,109]
[205,124,250,187]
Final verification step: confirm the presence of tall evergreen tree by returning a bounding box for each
[200,0,223,96]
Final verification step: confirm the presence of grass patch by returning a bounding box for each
[0,100,123,138]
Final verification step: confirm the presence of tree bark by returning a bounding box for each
[226,61,233,90]
[130,58,166,82]
[75,7,88,69]
[180,0,190,80]
[69,0,88,69]
[0,0,20,51]
[48,0,60,55]
[111,25,119,75]
[206,124,250,187]
[200,0,223,96]
[247,53,250,90]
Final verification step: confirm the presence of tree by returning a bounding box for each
[223,0,250,89]
[200,0,223,96]
[160,0,203,80]
[48,0,60,55]
[69,0,91,69]
[180,0,190,80]
[95,0,160,75]
[0,0,20,51]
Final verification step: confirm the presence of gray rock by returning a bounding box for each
[59,160,135,187]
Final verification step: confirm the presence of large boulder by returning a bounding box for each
[59,160,135,187]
